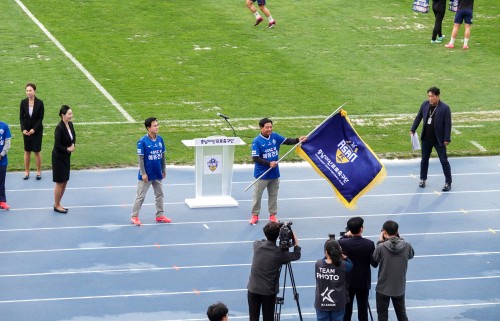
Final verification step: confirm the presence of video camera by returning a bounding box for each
[278,221,295,249]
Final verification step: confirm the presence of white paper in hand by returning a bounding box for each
[411,132,420,151]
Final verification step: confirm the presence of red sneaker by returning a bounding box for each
[130,216,141,226]
[254,17,263,26]
[268,20,276,29]
[249,215,259,225]
[156,215,172,223]
[269,214,278,222]
[444,43,454,48]
[0,202,10,210]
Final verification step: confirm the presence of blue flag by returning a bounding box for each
[296,110,386,208]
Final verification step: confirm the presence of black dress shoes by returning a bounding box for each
[419,180,426,188]
[54,206,68,214]
[442,183,451,192]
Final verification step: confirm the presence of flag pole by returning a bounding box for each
[244,102,347,192]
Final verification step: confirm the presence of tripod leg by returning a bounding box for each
[286,262,304,321]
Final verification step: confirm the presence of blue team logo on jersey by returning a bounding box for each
[207,158,219,172]
[272,139,276,145]
[0,129,4,135]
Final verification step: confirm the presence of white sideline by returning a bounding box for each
[15,0,135,123]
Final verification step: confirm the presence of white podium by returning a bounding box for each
[182,136,245,208]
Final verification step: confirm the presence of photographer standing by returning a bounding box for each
[338,217,376,321]
[372,220,414,321]
[247,221,301,321]
[315,238,353,321]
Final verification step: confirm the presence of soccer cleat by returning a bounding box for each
[0,201,10,210]
[463,44,469,50]
[431,40,441,44]
[249,215,259,225]
[445,43,454,48]
[268,20,276,29]
[131,216,141,226]
[254,17,263,26]
[442,183,451,192]
[269,214,278,222]
[156,215,172,223]
[419,180,426,188]
[437,35,445,41]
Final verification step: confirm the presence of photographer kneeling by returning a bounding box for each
[247,221,301,321]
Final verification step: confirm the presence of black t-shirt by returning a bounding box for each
[423,105,437,142]
[458,0,474,10]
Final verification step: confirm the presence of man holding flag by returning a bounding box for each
[249,118,307,225]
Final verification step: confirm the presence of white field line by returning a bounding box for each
[470,140,487,151]
[15,0,135,123]
[5,110,500,128]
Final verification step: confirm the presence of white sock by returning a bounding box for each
[449,38,456,45]
[464,38,469,45]
[254,12,261,19]
[268,16,274,22]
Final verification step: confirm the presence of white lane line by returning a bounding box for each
[1,251,499,278]
[0,276,498,304]
[470,140,487,151]
[1,208,498,233]
[15,0,135,123]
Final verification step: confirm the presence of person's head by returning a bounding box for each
[346,216,364,235]
[144,117,159,136]
[206,302,228,321]
[59,105,73,122]
[324,239,343,267]
[25,83,36,98]
[382,220,399,237]
[259,118,273,137]
[427,87,440,106]
[263,221,280,243]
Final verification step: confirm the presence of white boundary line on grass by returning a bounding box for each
[15,0,135,123]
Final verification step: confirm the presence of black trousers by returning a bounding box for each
[248,291,276,321]
[420,139,452,184]
[343,288,370,321]
[376,292,408,321]
[0,165,6,202]
[432,7,446,40]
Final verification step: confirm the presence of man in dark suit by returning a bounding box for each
[339,217,376,321]
[410,86,452,191]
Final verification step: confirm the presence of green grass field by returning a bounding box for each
[0,0,498,171]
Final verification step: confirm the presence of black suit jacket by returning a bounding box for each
[19,97,45,133]
[411,100,452,146]
[52,121,76,158]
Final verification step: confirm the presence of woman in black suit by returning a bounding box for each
[19,83,45,180]
[52,105,76,214]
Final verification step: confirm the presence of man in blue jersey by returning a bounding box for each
[249,118,307,224]
[0,121,12,210]
[130,117,172,226]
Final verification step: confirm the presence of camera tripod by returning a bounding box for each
[274,261,303,321]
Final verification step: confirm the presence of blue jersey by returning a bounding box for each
[251,132,286,179]
[0,122,12,166]
[137,134,166,181]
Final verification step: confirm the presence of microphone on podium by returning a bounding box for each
[216,113,236,137]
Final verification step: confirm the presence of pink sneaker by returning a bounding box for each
[130,216,141,226]
[0,202,10,210]
[445,43,454,48]
[269,214,278,222]
[463,44,469,49]
[268,20,276,29]
[254,17,263,26]
[156,215,172,223]
[249,215,259,225]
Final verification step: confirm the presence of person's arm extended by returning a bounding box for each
[0,138,10,157]
[252,156,271,167]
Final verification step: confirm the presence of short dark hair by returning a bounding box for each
[144,117,157,129]
[263,221,280,242]
[259,118,273,128]
[207,302,228,321]
[427,86,440,96]
[347,217,364,234]
[26,83,36,91]
[382,220,399,236]
[59,105,71,117]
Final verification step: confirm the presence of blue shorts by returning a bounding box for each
[252,0,266,5]
[454,10,473,24]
